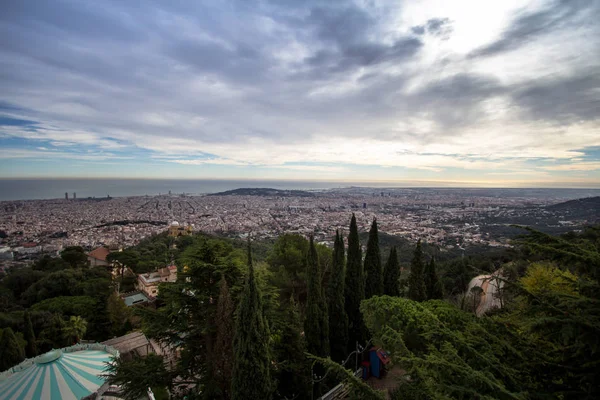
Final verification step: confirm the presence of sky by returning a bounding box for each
[0,0,599,187]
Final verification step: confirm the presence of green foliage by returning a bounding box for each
[60,246,89,268]
[31,295,97,318]
[32,255,70,272]
[272,297,311,400]
[0,327,25,371]
[305,236,330,358]
[361,296,537,399]
[104,354,171,400]
[214,277,235,399]
[267,234,309,305]
[407,240,427,302]
[37,313,67,352]
[308,355,385,400]
[2,268,46,301]
[62,315,87,344]
[231,243,273,400]
[345,214,367,349]
[439,257,474,296]
[23,311,37,358]
[266,233,332,308]
[424,257,443,300]
[106,292,132,337]
[383,247,401,297]
[328,231,349,363]
[364,219,383,299]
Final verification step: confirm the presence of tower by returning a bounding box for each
[73,192,76,200]
[65,192,69,200]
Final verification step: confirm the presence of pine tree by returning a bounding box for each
[305,236,330,358]
[364,219,383,299]
[424,257,444,300]
[274,297,311,400]
[383,247,401,296]
[407,240,427,302]
[231,242,273,400]
[345,214,366,350]
[214,276,235,399]
[327,231,349,363]
[0,327,25,371]
[23,311,37,358]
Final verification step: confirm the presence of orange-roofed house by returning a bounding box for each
[88,246,110,267]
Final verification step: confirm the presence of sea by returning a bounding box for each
[0,179,355,201]
[1,179,599,202]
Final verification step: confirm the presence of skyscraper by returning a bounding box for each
[73,192,76,200]
[65,192,69,200]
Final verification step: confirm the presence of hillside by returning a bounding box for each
[207,187,314,197]
[546,196,600,221]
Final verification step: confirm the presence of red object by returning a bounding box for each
[361,361,371,380]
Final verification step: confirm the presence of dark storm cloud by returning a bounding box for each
[470,0,599,58]
[514,71,600,123]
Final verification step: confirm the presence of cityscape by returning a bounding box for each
[1,0,599,398]
[2,187,598,269]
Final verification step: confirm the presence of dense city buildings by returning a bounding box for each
[0,188,598,269]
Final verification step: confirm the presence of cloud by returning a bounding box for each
[469,0,598,58]
[0,0,598,183]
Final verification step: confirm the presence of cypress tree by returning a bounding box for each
[231,242,272,400]
[274,297,310,400]
[327,231,349,363]
[344,214,366,350]
[23,311,37,358]
[305,236,329,358]
[424,257,444,300]
[364,219,383,299]
[0,327,25,371]
[407,240,427,302]
[383,247,401,296]
[214,276,235,399]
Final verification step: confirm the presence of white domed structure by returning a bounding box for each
[171,221,180,227]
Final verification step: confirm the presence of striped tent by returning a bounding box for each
[0,344,118,400]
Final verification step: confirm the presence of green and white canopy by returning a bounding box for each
[0,344,119,400]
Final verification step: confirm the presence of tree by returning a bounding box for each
[424,257,443,300]
[107,292,131,336]
[104,354,171,400]
[62,315,87,344]
[383,247,401,296]
[345,214,366,349]
[360,296,541,399]
[231,242,273,400]
[305,236,330,358]
[60,246,89,268]
[23,311,37,358]
[364,219,383,299]
[38,313,66,352]
[0,327,25,371]
[273,297,311,400]
[469,285,483,313]
[214,276,235,399]
[407,240,427,302]
[327,230,349,363]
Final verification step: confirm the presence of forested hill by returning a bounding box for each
[546,196,600,220]
[207,187,314,197]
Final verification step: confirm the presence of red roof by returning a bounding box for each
[88,247,110,261]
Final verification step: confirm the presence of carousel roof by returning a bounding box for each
[0,343,119,400]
